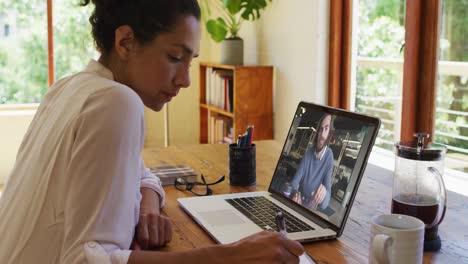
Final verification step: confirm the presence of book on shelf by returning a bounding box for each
[149,165,197,186]
[208,114,233,144]
[205,67,233,112]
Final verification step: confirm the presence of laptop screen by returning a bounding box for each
[269,102,380,228]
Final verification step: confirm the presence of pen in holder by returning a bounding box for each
[228,143,256,186]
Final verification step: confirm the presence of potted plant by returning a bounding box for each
[201,0,272,65]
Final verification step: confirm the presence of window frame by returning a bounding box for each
[328,0,442,143]
[328,0,353,110]
[400,0,441,141]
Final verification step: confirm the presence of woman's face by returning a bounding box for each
[123,15,200,111]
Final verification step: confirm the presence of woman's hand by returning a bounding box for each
[225,230,304,264]
[132,188,173,250]
[129,230,304,264]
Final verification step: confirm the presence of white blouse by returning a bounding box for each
[0,60,165,264]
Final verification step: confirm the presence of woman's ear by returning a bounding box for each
[114,25,136,60]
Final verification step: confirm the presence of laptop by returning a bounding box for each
[178,101,381,244]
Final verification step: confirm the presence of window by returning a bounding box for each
[330,0,468,173]
[0,0,94,105]
[352,0,406,150]
[436,0,468,172]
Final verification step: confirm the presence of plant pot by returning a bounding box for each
[220,38,243,65]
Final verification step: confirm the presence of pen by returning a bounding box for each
[248,125,254,147]
[276,213,316,263]
[275,212,287,237]
[237,125,255,148]
[237,134,242,147]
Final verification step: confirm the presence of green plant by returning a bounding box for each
[202,0,271,42]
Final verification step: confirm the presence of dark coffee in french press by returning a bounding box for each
[392,133,447,251]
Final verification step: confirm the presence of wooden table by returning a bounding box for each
[142,140,468,263]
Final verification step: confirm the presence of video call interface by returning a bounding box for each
[270,106,375,227]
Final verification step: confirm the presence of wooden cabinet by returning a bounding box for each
[199,62,274,144]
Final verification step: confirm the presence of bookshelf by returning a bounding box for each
[199,62,273,144]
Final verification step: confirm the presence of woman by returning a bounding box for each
[0,0,303,263]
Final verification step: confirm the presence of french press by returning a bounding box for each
[392,133,447,251]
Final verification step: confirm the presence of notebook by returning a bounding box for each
[149,165,197,186]
[178,101,380,246]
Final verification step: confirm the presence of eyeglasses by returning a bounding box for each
[174,174,225,196]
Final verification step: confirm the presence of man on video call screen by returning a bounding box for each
[270,106,373,225]
[290,113,334,210]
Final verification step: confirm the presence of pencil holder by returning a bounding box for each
[228,143,256,186]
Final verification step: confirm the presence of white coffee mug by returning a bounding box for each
[369,214,425,264]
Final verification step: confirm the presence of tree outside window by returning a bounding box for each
[354,0,405,150]
[353,0,468,173]
[436,0,468,172]
[0,0,94,104]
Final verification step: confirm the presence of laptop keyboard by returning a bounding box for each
[225,196,315,233]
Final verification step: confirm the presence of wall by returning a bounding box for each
[0,108,36,182]
[150,0,331,146]
[248,0,330,141]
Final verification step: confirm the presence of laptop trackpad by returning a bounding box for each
[199,210,246,226]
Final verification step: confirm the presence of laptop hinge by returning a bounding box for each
[270,192,337,231]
